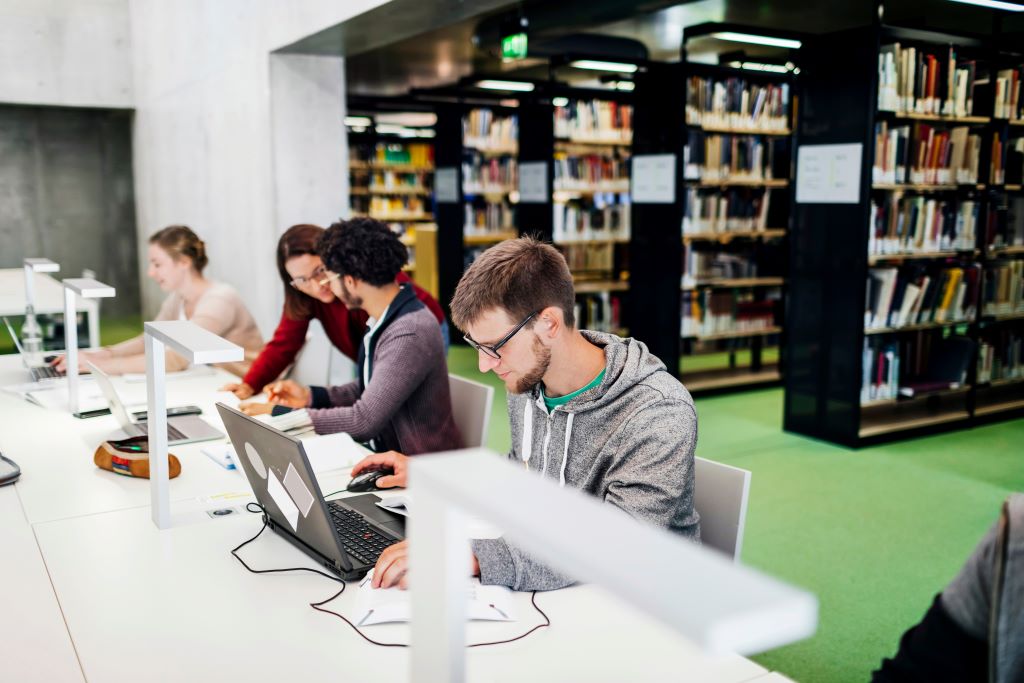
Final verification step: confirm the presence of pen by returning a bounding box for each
[489,603,509,619]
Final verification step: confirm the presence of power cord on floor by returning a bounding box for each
[232,503,551,648]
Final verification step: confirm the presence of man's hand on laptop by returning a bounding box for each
[351,451,409,489]
[372,540,481,590]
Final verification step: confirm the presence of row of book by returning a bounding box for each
[990,132,1024,186]
[367,171,430,192]
[462,155,517,193]
[351,142,434,168]
[978,330,1023,384]
[865,264,978,330]
[562,243,617,274]
[463,110,518,151]
[553,100,632,142]
[574,292,623,335]
[872,122,981,185]
[553,153,630,191]
[982,260,1024,316]
[684,76,790,131]
[877,43,980,117]
[683,187,773,235]
[985,196,1024,251]
[994,68,1022,121]
[683,250,761,283]
[860,335,974,403]
[553,199,631,244]
[680,289,778,339]
[683,132,790,182]
[868,196,977,255]
[355,196,429,218]
[463,202,515,235]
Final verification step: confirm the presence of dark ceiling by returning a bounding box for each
[278,0,1024,98]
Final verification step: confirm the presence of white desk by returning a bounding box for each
[0,354,780,682]
[0,268,101,348]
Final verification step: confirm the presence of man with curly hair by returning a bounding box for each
[260,218,462,455]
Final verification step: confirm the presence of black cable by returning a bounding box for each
[232,504,551,648]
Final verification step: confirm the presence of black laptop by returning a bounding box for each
[216,403,405,581]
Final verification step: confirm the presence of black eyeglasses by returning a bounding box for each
[464,312,537,360]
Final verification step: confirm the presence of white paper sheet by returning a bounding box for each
[266,469,299,531]
[353,574,517,627]
[282,463,315,518]
[299,431,365,472]
[795,143,863,204]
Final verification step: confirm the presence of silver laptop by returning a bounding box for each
[89,362,222,445]
[216,402,404,581]
[2,316,63,383]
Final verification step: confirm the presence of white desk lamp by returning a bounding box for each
[23,258,60,355]
[144,321,242,529]
[62,278,115,416]
[409,450,818,683]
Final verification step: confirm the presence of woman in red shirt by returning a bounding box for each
[221,223,446,399]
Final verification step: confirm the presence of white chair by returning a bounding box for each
[448,374,494,448]
[694,456,752,563]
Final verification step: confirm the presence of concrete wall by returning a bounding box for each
[0,105,139,316]
[0,0,132,109]
[128,1,387,333]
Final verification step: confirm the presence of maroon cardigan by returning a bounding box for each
[243,274,444,392]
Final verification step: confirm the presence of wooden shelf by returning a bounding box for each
[553,183,631,197]
[871,183,985,192]
[368,186,431,195]
[463,185,516,197]
[983,311,1024,323]
[573,280,630,294]
[554,136,631,147]
[683,326,783,342]
[464,142,518,156]
[683,277,786,290]
[680,367,782,392]
[865,319,971,335]
[555,237,630,246]
[360,213,434,222]
[463,230,518,246]
[877,111,991,125]
[976,399,1024,416]
[978,376,1024,389]
[868,250,973,264]
[1010,119,1024,127]
[350,162,435,173]
[861,386,970,407]
[683,229,786,243]
[988,245,1024,255]
[691,178,789,189]
[691,124,792,136]
[859,410,970,438]
[1002,184,1023,192]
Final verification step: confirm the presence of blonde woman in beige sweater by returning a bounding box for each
[54,225,264,377]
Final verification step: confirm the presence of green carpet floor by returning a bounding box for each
[445,345,1024,683]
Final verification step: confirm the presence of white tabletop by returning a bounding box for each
[0,353,780,683]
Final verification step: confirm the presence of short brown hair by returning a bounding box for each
[276,224,324,320]
[451,237,576,330]
[149,225,208,273]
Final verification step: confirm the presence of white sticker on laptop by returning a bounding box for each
[244,442,268,479]
[282,463,315,518]
[267,469,299,532]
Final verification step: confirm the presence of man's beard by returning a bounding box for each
[511,336,551,394]
[337,278,363,309]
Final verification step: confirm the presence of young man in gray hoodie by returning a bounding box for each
[353,236,700,591]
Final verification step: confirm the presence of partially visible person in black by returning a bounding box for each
[872,493,1023,683]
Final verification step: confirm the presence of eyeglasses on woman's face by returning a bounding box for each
[289,264,327,290]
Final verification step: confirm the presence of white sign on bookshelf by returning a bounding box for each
[435,167,459,203]
[518,161,548,203]
[631,154,676,204]
[795,143,863,204]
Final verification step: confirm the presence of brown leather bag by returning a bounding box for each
[93,440,181,479]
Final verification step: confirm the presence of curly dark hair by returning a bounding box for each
[316,217,408,286]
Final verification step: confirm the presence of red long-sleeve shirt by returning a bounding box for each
[243,275,445,392]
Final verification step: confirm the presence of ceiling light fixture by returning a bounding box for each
[948,0,1024,9]
[615,81,636,91]
[711,31,802,49]
[552,96,569,107]
[344,116,372,127]
[569,59,639,74]
[475,79,535,92]
[727,60,791,73]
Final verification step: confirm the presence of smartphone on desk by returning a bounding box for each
[133,405,202,421]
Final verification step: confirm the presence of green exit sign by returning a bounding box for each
[501,32,528,61]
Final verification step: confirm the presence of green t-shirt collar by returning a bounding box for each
[542,368,606,413]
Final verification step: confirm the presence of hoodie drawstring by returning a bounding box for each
[559,412,574,488]
[521,399,533,469]
[522,396,574,488]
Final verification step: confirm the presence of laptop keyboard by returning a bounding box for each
[327,502,396,567]
[31,365,62,381]
[136,422,188,442]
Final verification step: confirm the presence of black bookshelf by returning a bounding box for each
[785,24,1024,447]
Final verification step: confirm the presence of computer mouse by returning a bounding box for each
[347,467,394,493]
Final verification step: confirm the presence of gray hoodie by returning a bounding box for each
[471,330,700,591]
